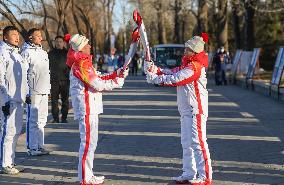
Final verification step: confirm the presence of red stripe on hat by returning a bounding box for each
[82,85,91,182]
[194,80,210,180]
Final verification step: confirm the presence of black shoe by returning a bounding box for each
[52,119,59,123]
[61,119,68,123]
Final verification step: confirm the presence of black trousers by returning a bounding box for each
[131,66,138,76]
[215,70,227,85]
[51,81,70,121]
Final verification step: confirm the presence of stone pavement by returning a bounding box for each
[0,76,283,185]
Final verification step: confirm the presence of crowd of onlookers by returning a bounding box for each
[96,49,142,76]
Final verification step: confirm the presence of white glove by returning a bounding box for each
[122,68,129,78]
[114,77,124,88]
[146,73,153,84]
[116,67,123,76]
[116,67,129,78]
[144,60,158,74]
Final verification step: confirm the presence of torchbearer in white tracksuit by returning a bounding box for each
[21,28,51,156]
[0,26,28,174]
[65,33,130,185]
[145,33,212,185]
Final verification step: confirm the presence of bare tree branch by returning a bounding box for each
[21,11,58,22]
[71,0,83,35]
[0,1,28,38]
[40,0,53,48]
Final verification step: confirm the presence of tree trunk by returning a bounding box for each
[173,0,182,43]
[244,0,255,50]
[72,1,83,35]
[217,0,228,50]
[232,0,242,49]
[197,0,209,50]
[62,19,69,35]
[103,0,115,53]
[0,2,28,39]
[108,0,115,52]
[197,0,208,34]
[55,0,71,36]
[181,18,185,43]
[41,0,53,49]
[90,27,95,55]
[155,1,167,44]
[75,4,96,55]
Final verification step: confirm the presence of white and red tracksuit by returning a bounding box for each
[146,51,212,182]
[66,49,125,184]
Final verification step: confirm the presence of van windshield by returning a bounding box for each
[155,47,184,68]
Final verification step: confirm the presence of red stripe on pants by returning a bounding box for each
[82,86,91,182]
[196,114,210,179]
[194,81,210,180]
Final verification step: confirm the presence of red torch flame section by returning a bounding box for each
[131,27,140,42]
[133,9,142,26]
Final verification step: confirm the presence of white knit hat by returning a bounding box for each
[69,34,89,51]
[185,36,205,54]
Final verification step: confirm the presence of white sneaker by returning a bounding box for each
[38,148,50,155]
[80,176,105,185]
[28,148,50,156]
[12,163,25,172]
[27,149,43,156]
[189,177,212,185]
[1,166,20,175]
[172,174,195,184]
[94,176,105,181]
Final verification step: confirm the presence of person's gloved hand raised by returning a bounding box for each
[144,60,158,74]
[116,67,129,78]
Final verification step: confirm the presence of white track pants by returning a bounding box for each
[78,114,99,183]
[0,102,23,167]
[26,94,48,150]
[181,113,212,180]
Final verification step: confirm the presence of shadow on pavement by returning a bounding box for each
[1,76,284,185]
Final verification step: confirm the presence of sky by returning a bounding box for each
[112,0,136,34]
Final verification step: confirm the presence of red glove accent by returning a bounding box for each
[131,27,140,42]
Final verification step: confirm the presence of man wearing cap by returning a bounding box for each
[144,33,212,185]
[65,33,129,185]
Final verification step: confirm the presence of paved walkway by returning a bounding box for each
[1,76,284,185]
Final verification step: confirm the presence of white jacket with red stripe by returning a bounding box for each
[147,53,208,117]
[67,49,125,120]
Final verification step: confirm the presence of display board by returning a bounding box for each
[271,47,284,85]
[231,50,242,77]
[246,48,260,79]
